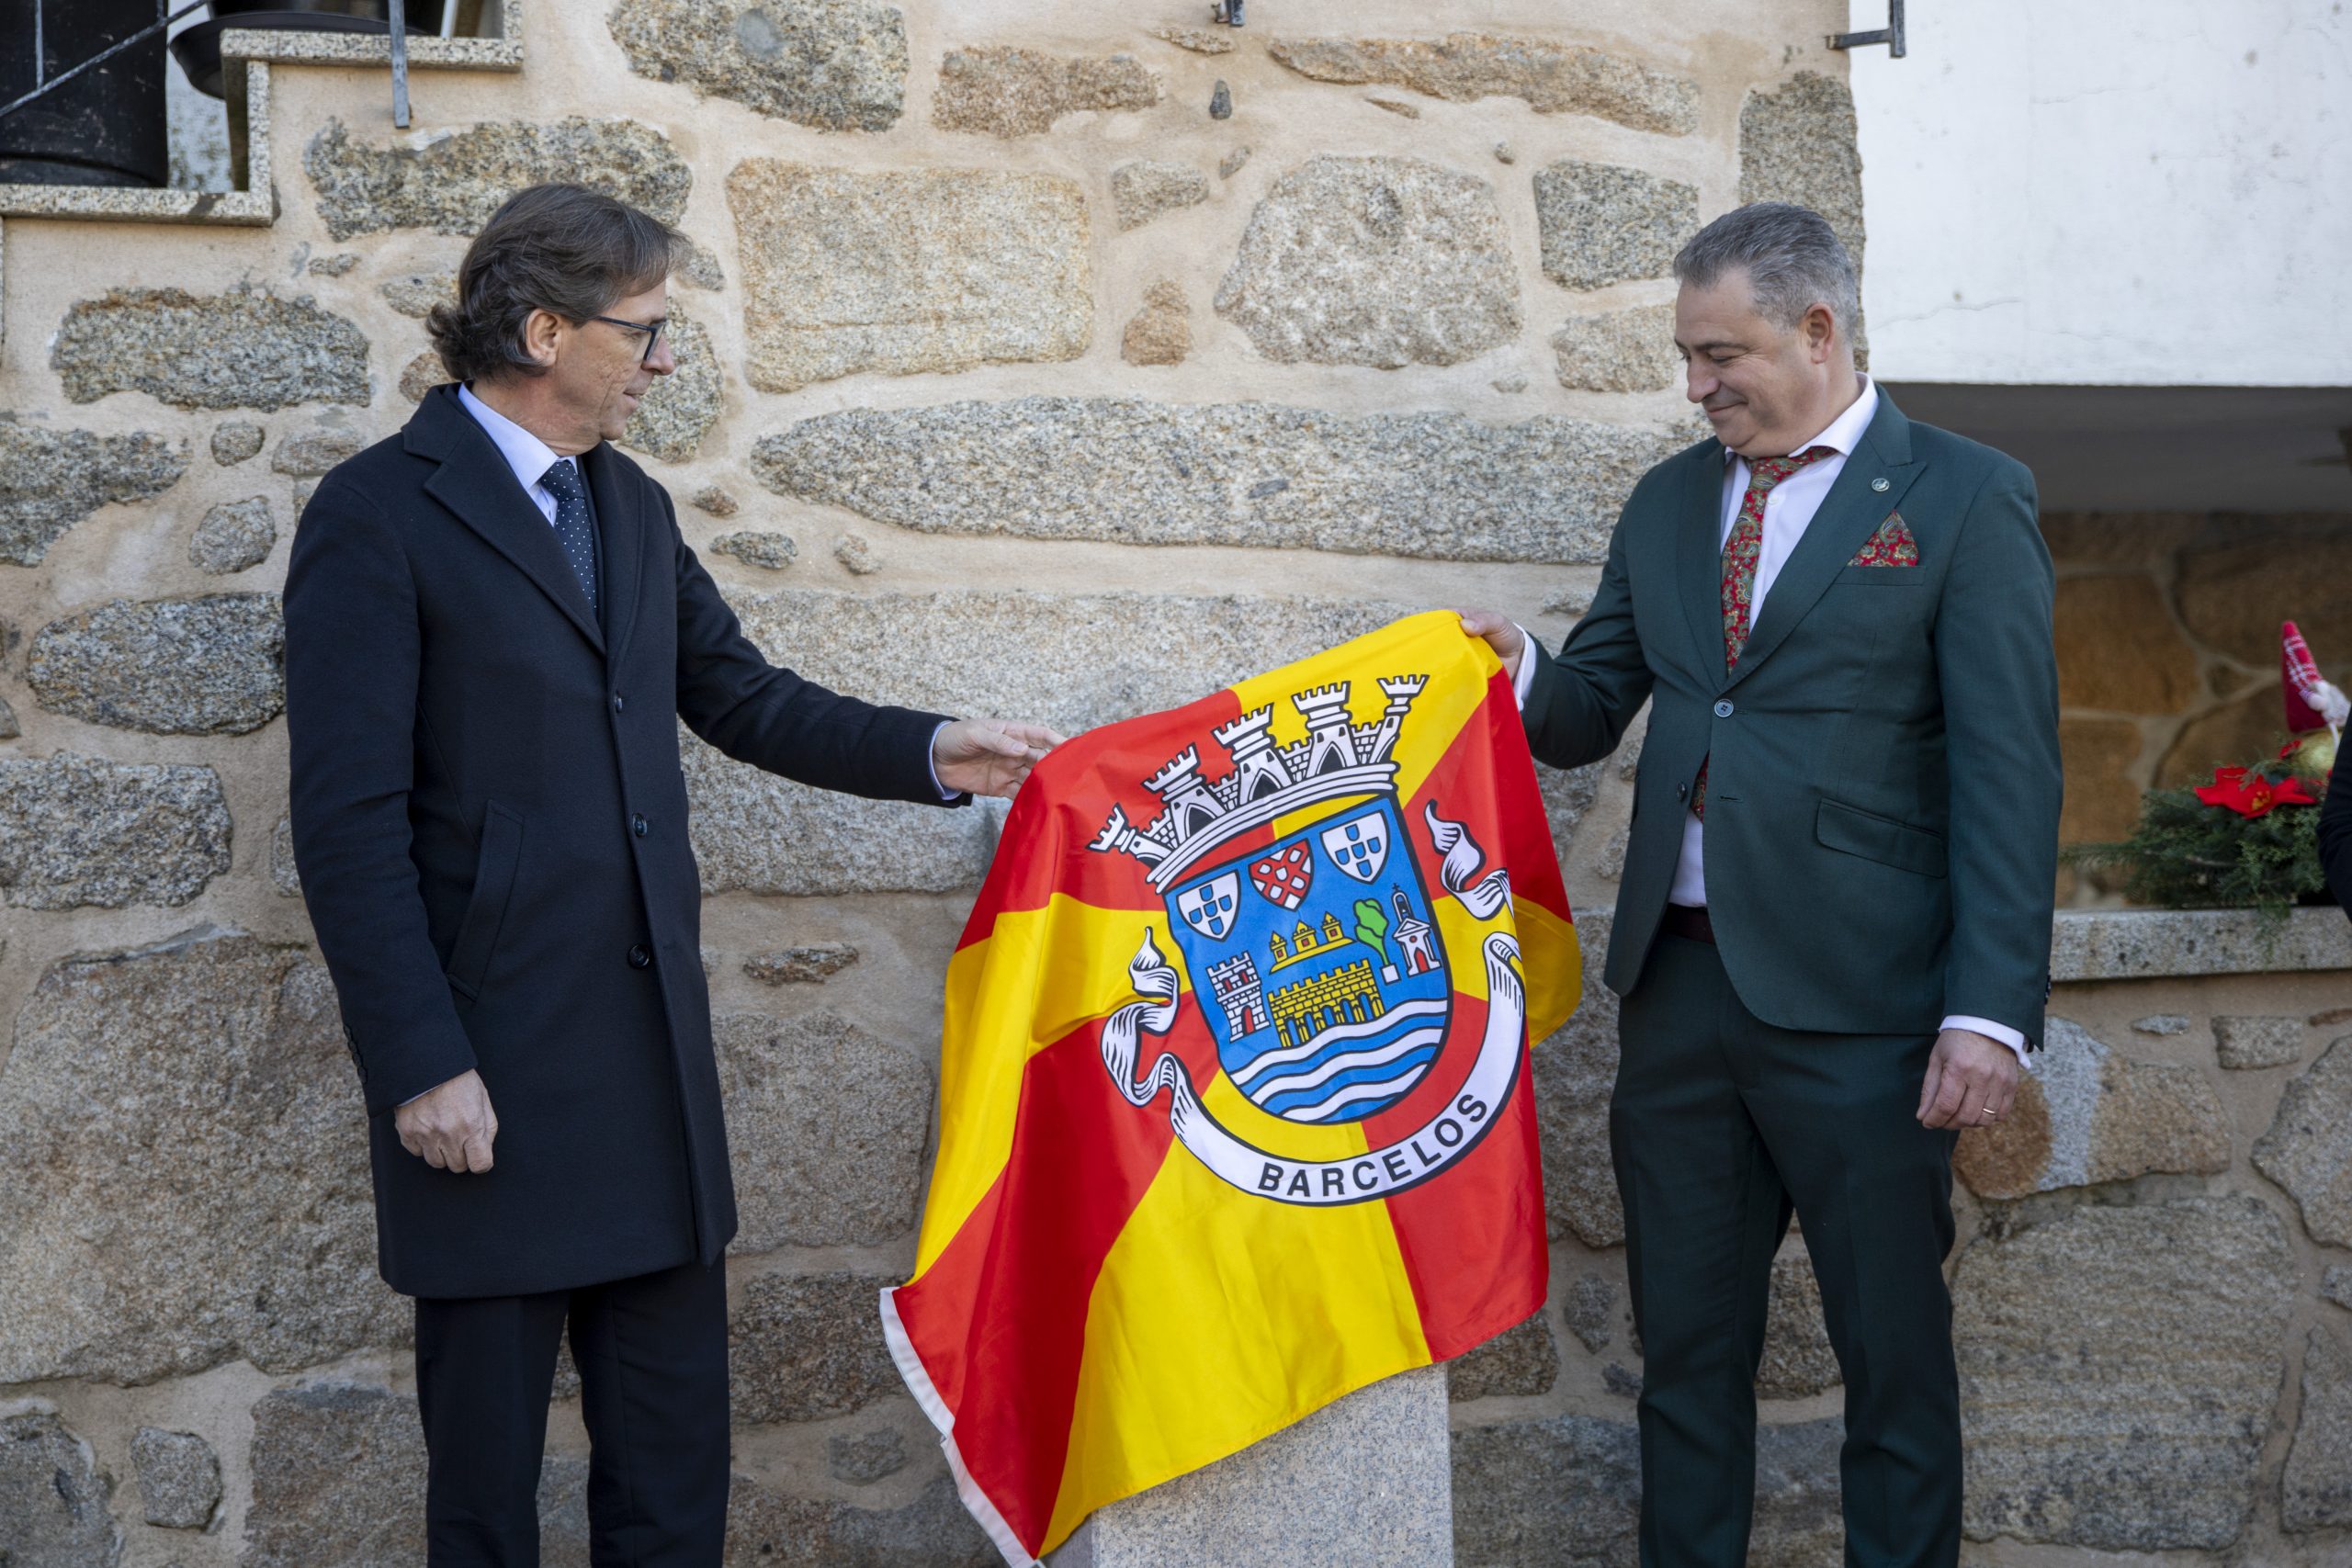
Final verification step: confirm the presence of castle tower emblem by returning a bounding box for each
[1090,677,1455,1128]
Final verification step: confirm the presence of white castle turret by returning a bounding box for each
[1088,676,1427,891]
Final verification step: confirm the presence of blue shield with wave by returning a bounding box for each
[1164,797,1450,1125]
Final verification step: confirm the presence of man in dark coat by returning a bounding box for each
[285,184,1058,1567]
[1462,203,2061,1565]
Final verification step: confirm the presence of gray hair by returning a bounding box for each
[1673,202,1858,340]
[427,183,684,384]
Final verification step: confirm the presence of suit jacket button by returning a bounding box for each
[628,944,652,969]
[1713,699,1735,718]
[1677,782,1689,801]
[631,813,648,837]
[613,694,626,713]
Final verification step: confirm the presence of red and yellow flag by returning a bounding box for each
[882,612,1580,1564]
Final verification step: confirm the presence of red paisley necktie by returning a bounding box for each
[1690,446,1835,820]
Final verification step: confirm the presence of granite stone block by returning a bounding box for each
[727,161,1091,392]
[1052,1368,1449,1568]
[1552,303,1680,392]
[1215,155,1520,368]
[190,496,277,574]
[1446,1313,1560,1402]
[1112,160,1209,231]
[1738,72,1865,271]
[933,47,1159,138]
[132,1426,221,1529]
[725,1472,996,1566]
[1953,1196,2296,1549]
[53,288,369,411]
[0,1412,118,1567]
[1265,33,1697,134]
[0,753,232,910]
[0,417,187,565]
[608,0,907,131]
[743,943,859,984]
[2253,1036,2352,1246]
[715,1010,929,1250]
[2284,1326,2352,1531]
[752,398,1693,565]
[711,529,797,570]
[729,1269,905,1425]
[2213,1013,2303,1068]
[305,117,691,239]
[0,933,407,1383]
[28,593,285,736]
[211,421,265,465]
[1533,161,1697,292]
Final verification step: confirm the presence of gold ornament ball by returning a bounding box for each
[2287,729,2337,779]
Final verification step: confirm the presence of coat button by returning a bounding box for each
[628,944,651,969]
[1676,782,1689,801]
[613,694,626,713]
[1713,699,1735,718]
[631,813,648,837]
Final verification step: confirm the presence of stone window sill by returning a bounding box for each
[2052,906,2352,982]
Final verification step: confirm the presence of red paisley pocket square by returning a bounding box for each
[1850,513,1918,567]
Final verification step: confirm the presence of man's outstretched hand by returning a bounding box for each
[396,1068,499,1173]
[934,718,1067,799]
[1917,1028,2019,1130]
[1455,610,1527,683]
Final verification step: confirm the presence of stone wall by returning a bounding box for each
[2049,511,2352,890]
[5,3,2341,1565]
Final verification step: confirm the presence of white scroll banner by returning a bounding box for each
[1099,806,1526,1206]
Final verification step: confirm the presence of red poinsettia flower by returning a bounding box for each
[2195,766,2318,818]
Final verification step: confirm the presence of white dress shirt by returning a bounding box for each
[1512,375,2029,1064]
[458,381,575,524]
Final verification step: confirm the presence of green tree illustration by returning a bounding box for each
[1353,897,1392,966]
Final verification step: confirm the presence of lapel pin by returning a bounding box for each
[1871,477,1891,492]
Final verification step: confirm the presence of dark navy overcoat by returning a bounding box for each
[286,383,958,1298]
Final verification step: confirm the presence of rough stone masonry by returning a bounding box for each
[0,4,2343,1565]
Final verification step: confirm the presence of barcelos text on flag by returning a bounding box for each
[879,612,1582,1565]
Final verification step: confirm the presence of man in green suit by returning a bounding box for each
[1463,202,2060,1566]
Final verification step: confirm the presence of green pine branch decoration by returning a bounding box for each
[2067,758,2326,922]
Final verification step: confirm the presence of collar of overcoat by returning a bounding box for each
[1672,389,1925,694]
[405,382,644,665]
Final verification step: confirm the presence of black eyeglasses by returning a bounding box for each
[586,314,667,363]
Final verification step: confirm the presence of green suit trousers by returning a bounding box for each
[1616,932,1960,1567]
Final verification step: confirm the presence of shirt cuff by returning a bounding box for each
[927,719,959,801]
[1943,1015,2031,1067]
[1509,624,1537,712]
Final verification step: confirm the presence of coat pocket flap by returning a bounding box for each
[447,801,526,999]
[1815,797,1947,878]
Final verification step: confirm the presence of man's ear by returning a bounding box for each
[1802,302,1838,363]
[520,307,564,369]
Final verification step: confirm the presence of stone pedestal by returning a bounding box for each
[1047,1366,1452,1568]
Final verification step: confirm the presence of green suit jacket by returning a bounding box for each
[1525,390,2061,1045]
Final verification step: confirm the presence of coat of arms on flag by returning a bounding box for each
[880,613,1580,1565]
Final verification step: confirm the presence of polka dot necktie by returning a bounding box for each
[539,458,597,615]
[1690,446,1835,820]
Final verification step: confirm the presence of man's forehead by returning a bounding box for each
[1675,275,1768,343]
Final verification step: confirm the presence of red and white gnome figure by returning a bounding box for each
[2281,619,2346,778]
